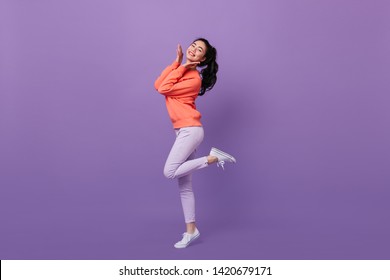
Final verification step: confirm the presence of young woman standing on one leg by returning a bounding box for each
[154,38,236,248]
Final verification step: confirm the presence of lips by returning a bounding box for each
[188,50,195,56]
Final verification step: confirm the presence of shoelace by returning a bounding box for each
[217,160,225,170]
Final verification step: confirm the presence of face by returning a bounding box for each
[186,40,207,63]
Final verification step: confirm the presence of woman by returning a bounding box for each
[154,38,236,249]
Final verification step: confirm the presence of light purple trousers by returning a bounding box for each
[163,126,208,223]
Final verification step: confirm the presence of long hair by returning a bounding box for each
[194,38,219,96]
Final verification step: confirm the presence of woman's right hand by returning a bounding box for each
[176,44,183,64]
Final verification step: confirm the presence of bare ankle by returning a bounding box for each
[186,222,196,234]
[207,155,218,164]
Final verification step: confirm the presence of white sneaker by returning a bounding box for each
[174,228,200,249]
[210,147,236,170]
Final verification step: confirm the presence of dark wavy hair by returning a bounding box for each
[194,38,219,96]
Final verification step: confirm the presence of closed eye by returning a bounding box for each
[192,42,204,53]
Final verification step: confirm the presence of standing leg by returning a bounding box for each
[178,149,197,226]
[174,150,200,248]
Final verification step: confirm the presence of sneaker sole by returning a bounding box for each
[211,147,236,163]
[174,232,200,249]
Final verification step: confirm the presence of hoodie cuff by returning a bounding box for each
[171,61,181,69]
[176,65,188,76]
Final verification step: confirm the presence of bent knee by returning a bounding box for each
[163,168,176,179]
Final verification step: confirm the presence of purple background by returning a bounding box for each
[1,0,389,259]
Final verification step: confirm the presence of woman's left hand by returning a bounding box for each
[183,61,200,69]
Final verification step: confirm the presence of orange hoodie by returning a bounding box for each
[154,61,202,129]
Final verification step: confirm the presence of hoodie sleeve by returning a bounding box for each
[154,61,180,90]
[155,65,201,97]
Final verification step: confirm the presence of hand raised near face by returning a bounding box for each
[176,44,183,64]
